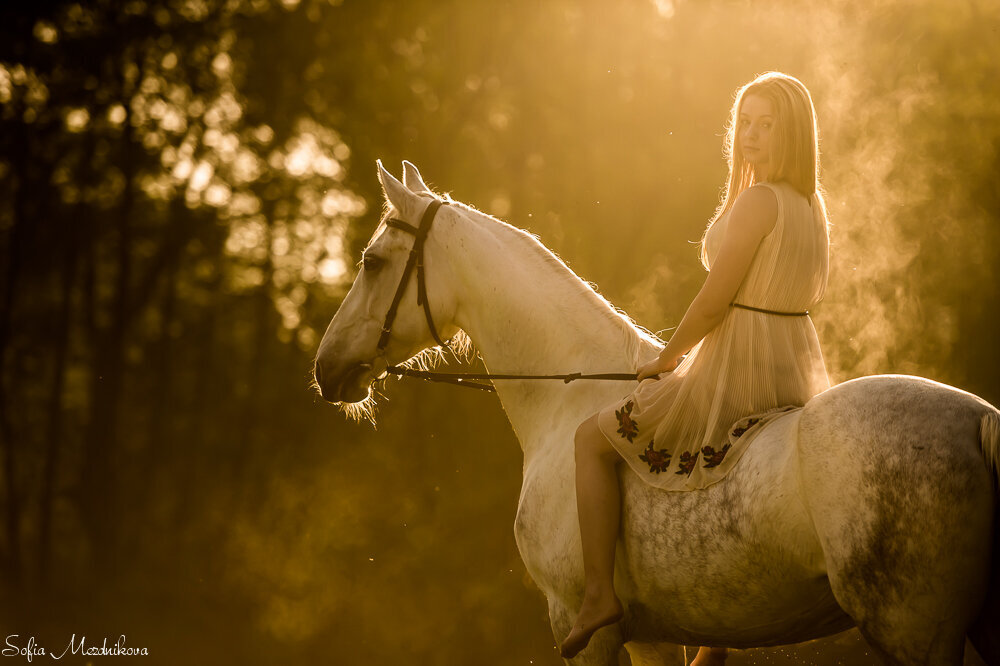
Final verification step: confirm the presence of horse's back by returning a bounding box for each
[797,374,996,663]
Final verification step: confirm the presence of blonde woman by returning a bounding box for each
[560,72,831,663]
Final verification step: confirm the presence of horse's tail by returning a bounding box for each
[981,410,1000,484]
[969,408,1000,666]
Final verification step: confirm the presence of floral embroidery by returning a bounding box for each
[731,417,761,439]
[675,451,700,476]
[701,443,732,468]
[639,442,671,474]
[615,400,639,442]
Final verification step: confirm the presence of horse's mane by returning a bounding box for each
[449,198,663,357]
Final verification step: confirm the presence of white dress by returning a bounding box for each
[597,181,830,491]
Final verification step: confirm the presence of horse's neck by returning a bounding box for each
[444,211,655,460]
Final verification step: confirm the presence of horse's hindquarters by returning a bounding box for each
[798,375,995,664]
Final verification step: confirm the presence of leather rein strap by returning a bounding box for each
[384,368,640,393]
[374,198,638,393]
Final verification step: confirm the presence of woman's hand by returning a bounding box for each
[637,353,682,381]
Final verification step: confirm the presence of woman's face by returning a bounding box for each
[738,94,775,178]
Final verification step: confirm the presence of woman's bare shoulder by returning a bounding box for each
[729,184,778,237]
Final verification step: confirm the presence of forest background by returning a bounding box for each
[1,0,998,664]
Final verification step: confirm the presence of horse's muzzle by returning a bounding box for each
[315,358,372,404]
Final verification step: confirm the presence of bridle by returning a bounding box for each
[374,196,640,392]
[376,197,450,356]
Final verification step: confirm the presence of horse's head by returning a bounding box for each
[313,161,462,406]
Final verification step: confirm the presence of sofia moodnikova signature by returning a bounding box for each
[4,634,148,661]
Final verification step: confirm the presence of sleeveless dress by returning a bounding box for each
[597,181,830,491]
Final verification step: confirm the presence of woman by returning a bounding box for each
[560,72,831,662]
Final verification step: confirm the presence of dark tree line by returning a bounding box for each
[0,0,366,590]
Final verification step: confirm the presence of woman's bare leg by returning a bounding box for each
[690,646,729,665]
[559,414,625,659]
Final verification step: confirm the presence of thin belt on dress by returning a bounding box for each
[730,302,810,317]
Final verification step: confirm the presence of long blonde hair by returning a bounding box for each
[701,72,829,267]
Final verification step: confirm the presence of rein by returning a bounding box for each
[376,197,640,393]
[385,367,640,393]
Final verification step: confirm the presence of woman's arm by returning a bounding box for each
[638,185,778,380]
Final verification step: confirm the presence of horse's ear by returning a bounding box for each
[402,160,431,194]
[377,159,418,220]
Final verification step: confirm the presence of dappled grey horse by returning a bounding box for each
[314,161,1000,666]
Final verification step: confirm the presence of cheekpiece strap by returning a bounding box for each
[376,199,447,354]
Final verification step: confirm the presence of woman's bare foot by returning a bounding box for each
[690,646,728,665]
[559,593,624,659]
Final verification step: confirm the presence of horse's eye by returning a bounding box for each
[362,254,384,272]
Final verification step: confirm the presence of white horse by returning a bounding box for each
[314,161,1000,666]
